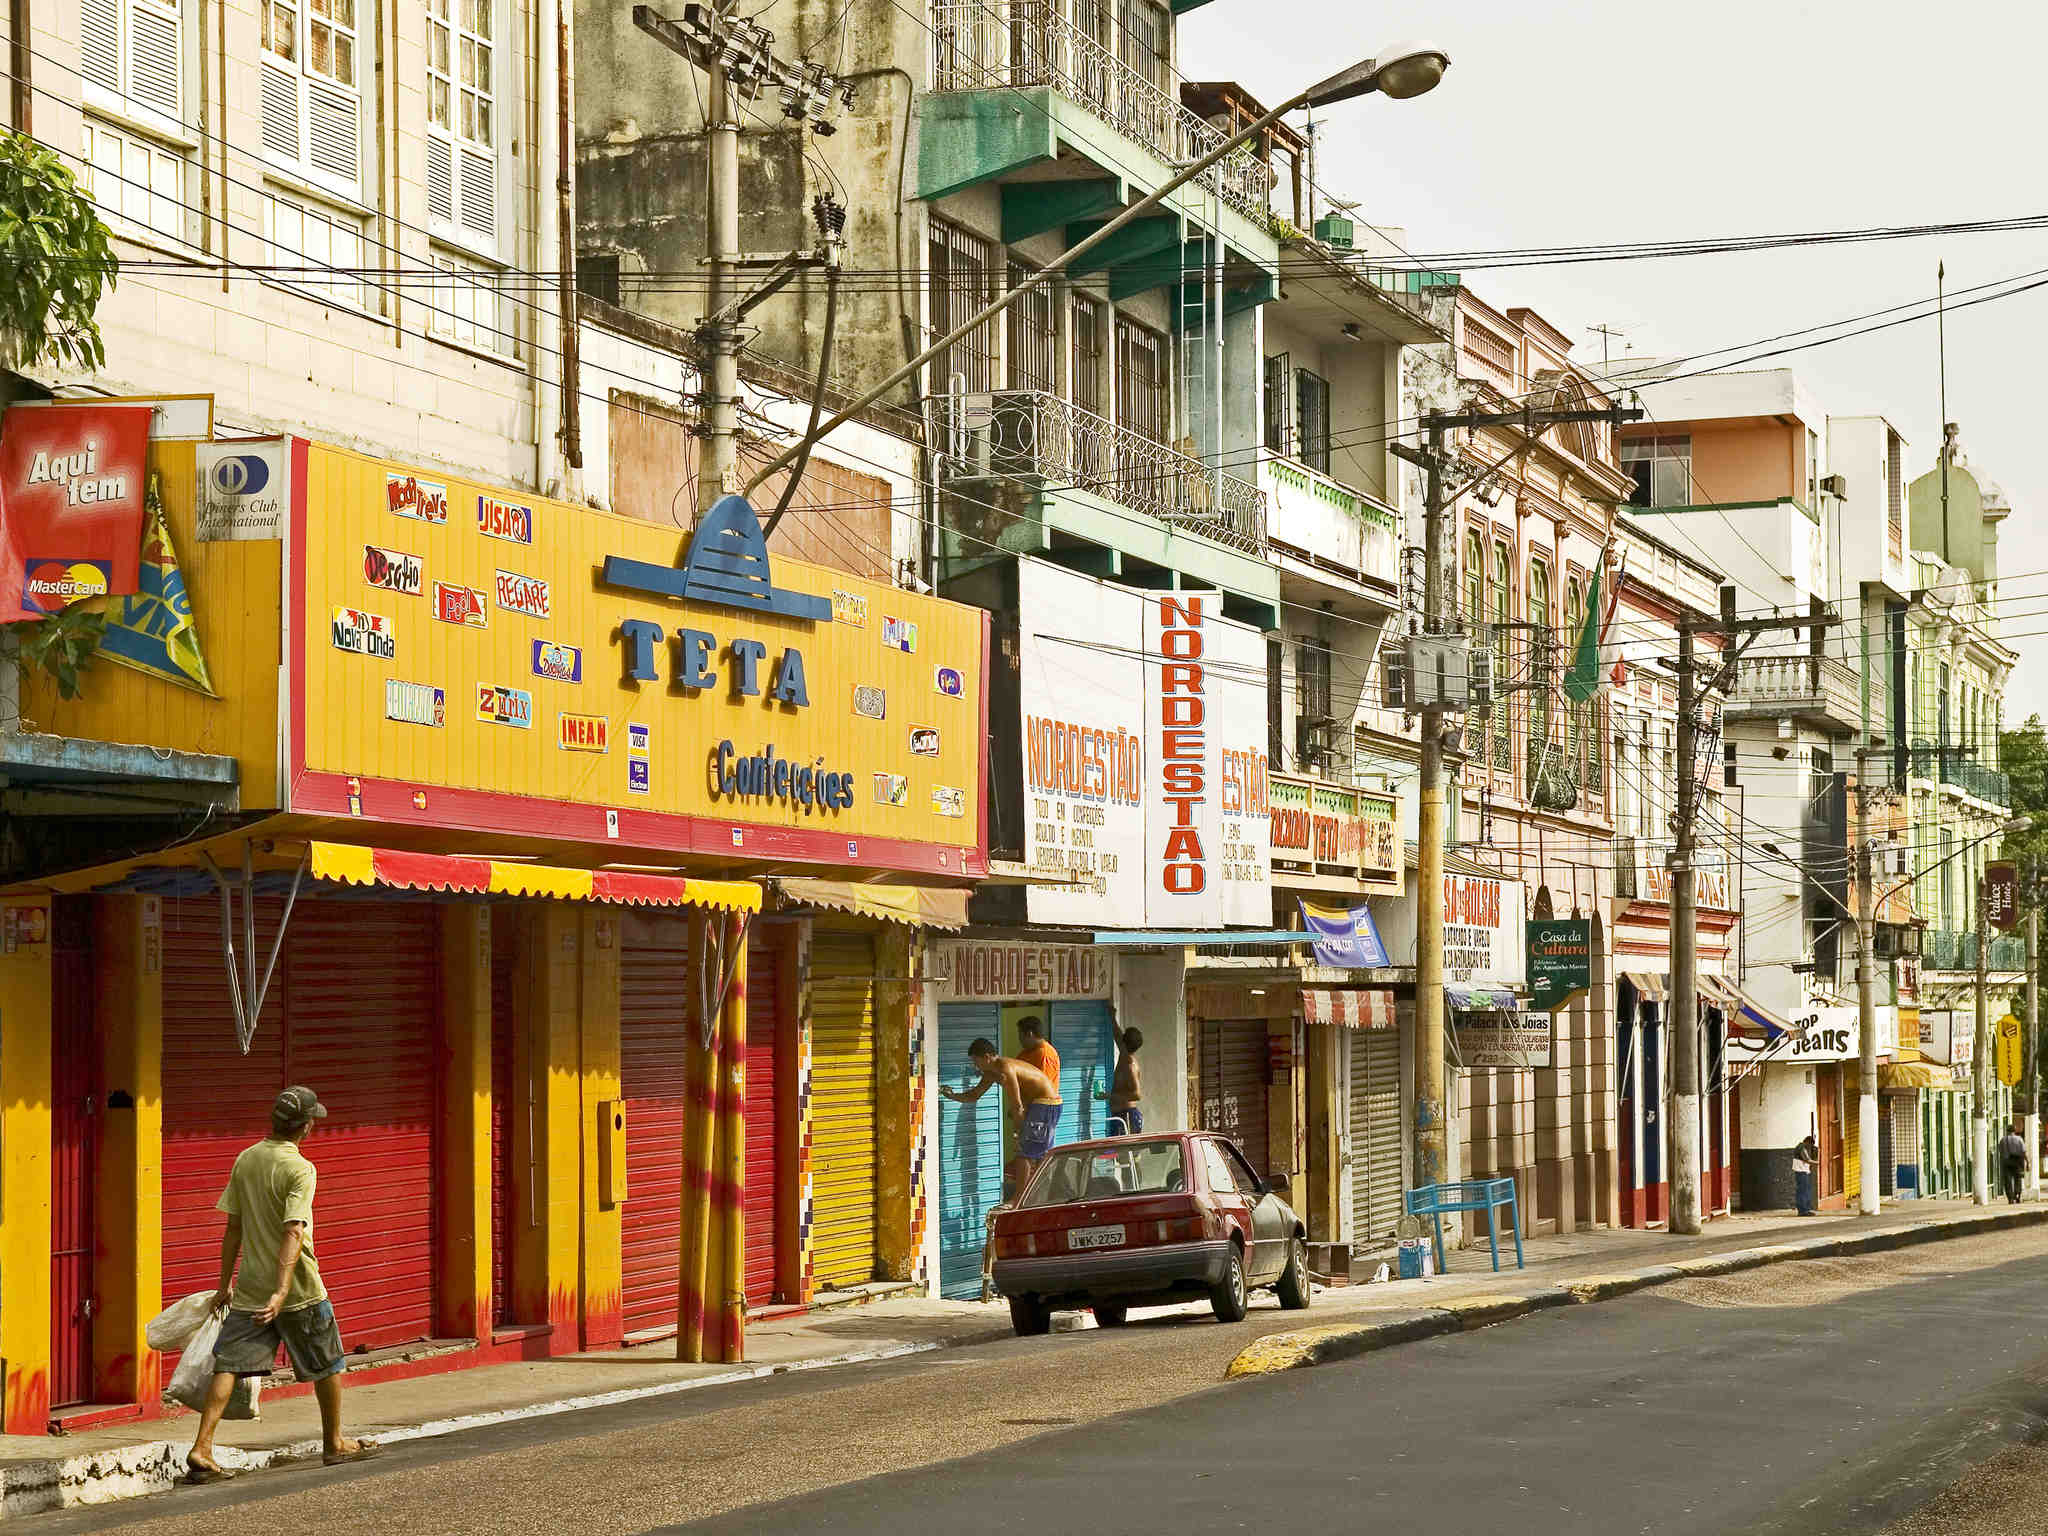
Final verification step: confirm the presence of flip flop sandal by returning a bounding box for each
[184,1458,234,1485]
[323,1441,384,1467]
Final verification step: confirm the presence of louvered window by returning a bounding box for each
[259,0,364,200]
[80,0,189,239]
[83,0,183,128]
[429,247,515,356]
[427,0,498,253]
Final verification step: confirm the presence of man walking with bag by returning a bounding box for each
[185,1086,379,1484]
[1999,1120,2029,1205]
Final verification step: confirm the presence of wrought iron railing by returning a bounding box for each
[929,0,1276,220]
[1526,737,1578,812]
[1922,928,2029,972]
[935,388,1268,552]
[1908,742,2011,804]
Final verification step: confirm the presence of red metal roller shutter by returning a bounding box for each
[161,897,289,1312]
[490,909,519,1327]
[744,933,782,1306]
[620,916,691,1336]
[283,901,438,1351]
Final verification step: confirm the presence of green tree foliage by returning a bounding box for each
[0,131,118,370]
[1999,715,2048,873]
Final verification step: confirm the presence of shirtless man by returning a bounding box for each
[1110,1026,1143,1134]
[943,1037,1061,1194]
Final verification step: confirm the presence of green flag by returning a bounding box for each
[1563,561,1603,703]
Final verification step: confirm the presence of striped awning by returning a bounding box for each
[1302,988,1396,1030]
[309,843,760,911]
[1623,971,1668,1002]
[1881,1060,1959,1091]
[773,878,968,930]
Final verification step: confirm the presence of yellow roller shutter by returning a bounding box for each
[810,931,878,1289]
[1843,1062,1861,1202]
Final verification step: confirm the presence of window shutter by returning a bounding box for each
[127,0,182,119]
[305,78,359,184]
[82,0,121,92]
[457,145,494,238]
[426,134,455,222]
[261,58,301,161]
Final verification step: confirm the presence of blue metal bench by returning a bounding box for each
[1404,1178,1524,1274]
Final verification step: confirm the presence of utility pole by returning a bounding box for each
[633,4,851,520]
[1397,398,1642,1204]
[1415,416,1450,1190]
[700,38,740,518]
[1671,622,1701,1233]
[1854,755,1880,1216]
[1670,592,1831,1234]
[1973,873,1990,1204]
[2028,893,2040,1200]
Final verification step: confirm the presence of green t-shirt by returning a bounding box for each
[217,1137,328,1313]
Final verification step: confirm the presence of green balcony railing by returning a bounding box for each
[1910,741,2011,804]
[1923,928,2031,972]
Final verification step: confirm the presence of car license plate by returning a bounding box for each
[1068,1224,1125,1250]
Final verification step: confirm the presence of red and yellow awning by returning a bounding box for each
[310,842,759,911]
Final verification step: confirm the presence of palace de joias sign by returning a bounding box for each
[27,439,991,878]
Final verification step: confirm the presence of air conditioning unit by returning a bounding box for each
[1819,473,1847,499]
[1314,213,1355,250]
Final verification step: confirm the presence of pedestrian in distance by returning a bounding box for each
[942,1038,1061,1197]
[185,1086,380,1486]
[1110,1026,1144,1134]
[1999,1120,2029,1205]
[1792,1132,1819,1216]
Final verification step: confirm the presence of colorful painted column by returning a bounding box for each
[92,894,163,1407]
[578,909,624,1350]
[0,896,54,1433]
[436,904,493,1340]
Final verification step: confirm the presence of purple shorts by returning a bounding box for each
[1018,1100,1062,1160]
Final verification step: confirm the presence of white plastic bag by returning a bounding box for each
[146,1291,219,1352]
[165,1314,263,1420]
[166,1313,223,1411]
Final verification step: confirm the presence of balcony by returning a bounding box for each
[935,388,1267,554]
[1527,738,1579,812]
[1721,653,1862,735]
[1922,927,2029,973]
[928,1,1275,221]
[1908,743,2010,805]
[1613,833,1637,900]
[1258,454,1400,591]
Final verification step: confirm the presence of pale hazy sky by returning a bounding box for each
[1182,0,2048,725]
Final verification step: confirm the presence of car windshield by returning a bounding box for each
[1018,1141,1187,1208]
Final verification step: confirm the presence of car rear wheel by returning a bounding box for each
[1092,1302,1128,1328]
[1210,1241,1249,1323]
[1009,1295,1052,1337]
[1277,1235,1311,1310]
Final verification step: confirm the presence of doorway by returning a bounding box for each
[50,899,97,1412]
[1816,1065,1844,1205]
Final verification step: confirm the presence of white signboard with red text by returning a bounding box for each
[1020,560,1148,926]
[1143,589,1270,928]
[1019,561,1271,929]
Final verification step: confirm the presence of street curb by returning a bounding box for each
[1226,1205,2048,1380]
[0,1322,1015,1522]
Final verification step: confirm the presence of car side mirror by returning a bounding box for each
[1261,1173,1290,1198]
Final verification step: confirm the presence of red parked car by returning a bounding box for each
[989,1131,1310,1335]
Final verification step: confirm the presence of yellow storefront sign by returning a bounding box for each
[23,439,990,879]
[1995,1013,2024,1087]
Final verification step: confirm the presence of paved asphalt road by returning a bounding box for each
[29,1231,2048,1536]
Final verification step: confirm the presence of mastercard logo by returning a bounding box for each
[22,559,110,613]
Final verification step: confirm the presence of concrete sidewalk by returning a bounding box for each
[1,1197,2034,1520]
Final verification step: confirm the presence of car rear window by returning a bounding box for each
[1018,1141,1188,1208]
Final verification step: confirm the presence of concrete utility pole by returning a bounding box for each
[1974,874,1991,1204]
[1415,416,1450,1190]
[2029,897,2041,1199]
[1670,593,1828,1234]
[1670,621,1702,1233]
[633,3,852,519]
[1398,399,1642,1200]
[1854,758,1880,1216]
[700,40,740,517]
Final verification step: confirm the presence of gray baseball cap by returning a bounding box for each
[274,1085,328,1125]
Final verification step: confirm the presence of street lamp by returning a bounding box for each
[748,40,1450,529]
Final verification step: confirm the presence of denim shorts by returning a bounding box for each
[213,1299,347,1382]
[1018,1100,1063,1160]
